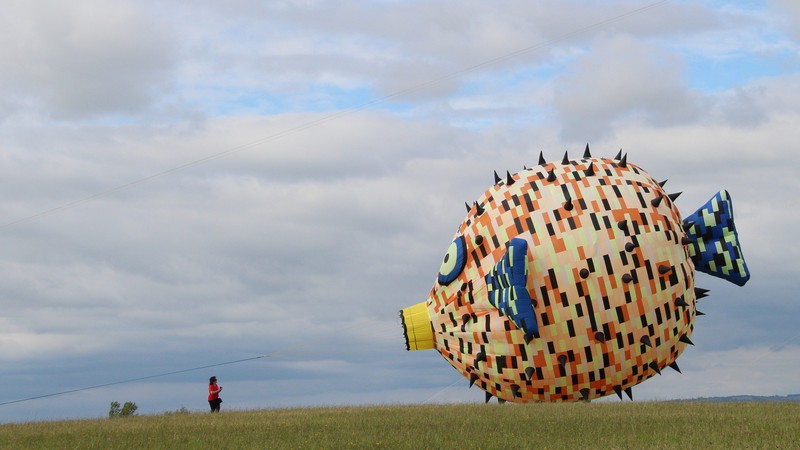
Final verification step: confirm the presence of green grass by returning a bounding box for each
[0,402,798,449]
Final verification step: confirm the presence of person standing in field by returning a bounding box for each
[208,376,222,412]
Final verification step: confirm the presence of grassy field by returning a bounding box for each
[0,402,798,449]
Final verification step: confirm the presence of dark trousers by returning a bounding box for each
[209,399,221,412]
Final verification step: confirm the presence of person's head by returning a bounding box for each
[209,376,217,385]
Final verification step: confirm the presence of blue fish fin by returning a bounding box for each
[684,190,750,286]
[485,238,539,337]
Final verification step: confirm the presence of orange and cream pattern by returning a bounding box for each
[401,148,748,402]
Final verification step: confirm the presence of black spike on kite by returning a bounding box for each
[695,287,710,299]
[580,388,590,401]
[585,162,595,176]
[675,296,689,307]
[658,264,672,275]
[476,352,486,363]
[619,153,628,168]
[562,151,570,165]
[474,235,484,246]
[547,169,557,182]
[651,195,664,208]
[538,151,546,165]
[475,202,484,216]
[668,362,682,374]
[679,334,695,346]
[624,387,633,400]
[583,143,591,158]
[640,335,653,348]
[469,373,478,388]
[465,202,471,213]
[613,386,623,400]
[649,361,662,375]
[594,331,606,343]
[525,367,536,380]
[668,192,682,202]
[696,310,706,316]
[564,192,573,211]
[506,171,515,186]
[658,179,668,187]
[622,273,633,283]
[511,384,521,398]
[615,149,623,160]
[485,392,493,403]
[494,170,501,184]
[681,236,695,245]
[682,221,695,232]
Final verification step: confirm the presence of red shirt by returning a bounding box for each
[208,384,220,401]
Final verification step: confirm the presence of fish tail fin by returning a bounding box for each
[684,190,750,286]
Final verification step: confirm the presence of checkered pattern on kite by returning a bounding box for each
[684,190,750,287]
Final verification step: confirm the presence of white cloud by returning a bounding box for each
[0,0,177,119]
[554,33,703,140]
[771,0,800,38]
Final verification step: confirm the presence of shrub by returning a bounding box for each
[108,401,138,418]
[164,406,190,415]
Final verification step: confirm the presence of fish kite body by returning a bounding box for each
[401,147,750,402]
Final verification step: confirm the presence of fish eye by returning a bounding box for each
[438,236,467,285]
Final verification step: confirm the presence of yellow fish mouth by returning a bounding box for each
[400,301,434,350]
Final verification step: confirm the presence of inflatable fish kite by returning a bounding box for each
[400,147,750,402]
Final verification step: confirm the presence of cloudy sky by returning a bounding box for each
[1,0,798,422]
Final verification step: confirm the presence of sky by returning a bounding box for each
[0,0,798,423]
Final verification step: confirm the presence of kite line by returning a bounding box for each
[0,350,283,407]
[0,0,670,230]
[0,323,405,408]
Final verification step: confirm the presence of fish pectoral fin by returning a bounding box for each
[684,190,750,286]
[485,237,539,336]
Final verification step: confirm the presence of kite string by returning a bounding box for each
[0,321,407,409]
[0,347,295,408]
[422,376,469,405]
[720,329,800,368]
[0,0,670,230]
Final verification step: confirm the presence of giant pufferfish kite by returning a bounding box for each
[400,146,750,402]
